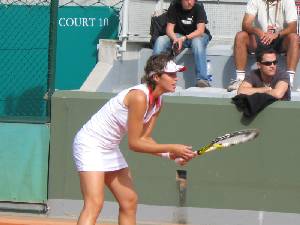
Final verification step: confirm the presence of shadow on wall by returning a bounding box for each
[97,59,140,92]
[222,56,236,87]
[4,86,46,117]
[176,52,197,88]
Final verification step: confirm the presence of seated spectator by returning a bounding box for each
[238,48,290,100]
[152,0,212,87]
[228,0,299,92]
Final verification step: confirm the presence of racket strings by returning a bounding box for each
[216,133,256,146]
[197,129,259,155]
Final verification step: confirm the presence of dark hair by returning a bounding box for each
[255,48,277,62]
[141,53,173,88]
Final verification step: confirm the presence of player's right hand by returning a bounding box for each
[170,144,196,160]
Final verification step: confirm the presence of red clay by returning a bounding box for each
[0,215,110,225]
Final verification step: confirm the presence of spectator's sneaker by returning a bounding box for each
[227,79,242,92]
[196,79,210,88]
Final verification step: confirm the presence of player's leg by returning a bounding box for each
[77,171,105,225]
[105,168,138,225]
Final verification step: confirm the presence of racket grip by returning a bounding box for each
[174,151,198,165]
[174,157,185,165]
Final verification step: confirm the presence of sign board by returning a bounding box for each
[55,6,119,90]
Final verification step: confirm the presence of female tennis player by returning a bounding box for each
[72,53,196,225]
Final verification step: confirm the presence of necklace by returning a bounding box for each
[263,81,271,87]
[266,0,280,29]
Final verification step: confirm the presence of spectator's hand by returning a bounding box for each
[265,86,272,93]
[173,37,184,51]
[260,32,278,45]
[172,41,180,55]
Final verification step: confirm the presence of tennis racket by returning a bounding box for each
[175,128,260,164]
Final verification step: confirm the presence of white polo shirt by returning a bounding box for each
[246,0,297,32]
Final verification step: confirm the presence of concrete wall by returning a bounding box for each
[49,91,300,216]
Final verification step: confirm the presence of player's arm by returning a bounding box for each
[237,80,272,95]
[140,107,161,157]
[265,80,289,99]
[141,108,180,160]
[126,90,194,159]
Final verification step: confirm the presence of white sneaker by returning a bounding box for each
[227,79,242,92]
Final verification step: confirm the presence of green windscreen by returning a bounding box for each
[0,123,50,203]
[55,6,119,90]
[0,4,51,122]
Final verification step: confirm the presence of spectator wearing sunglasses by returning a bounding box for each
[227,0,298,92]
[237,48,290,100]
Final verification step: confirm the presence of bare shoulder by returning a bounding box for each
[124,89,147,108]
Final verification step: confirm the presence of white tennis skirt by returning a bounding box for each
[72,131,128,172]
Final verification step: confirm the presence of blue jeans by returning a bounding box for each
[153,33,210,81]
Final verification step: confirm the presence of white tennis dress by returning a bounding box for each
[73,84,162,171]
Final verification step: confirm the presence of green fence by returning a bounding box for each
[0,1,57,122]
[0,0,122,122]
[0,123,50,203]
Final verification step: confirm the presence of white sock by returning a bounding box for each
[236,70,245,81]
[287,71,295,88]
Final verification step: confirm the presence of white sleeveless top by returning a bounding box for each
[73,84,162,171]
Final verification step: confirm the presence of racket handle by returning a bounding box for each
[174,157,185,165]
[174,151,198,165]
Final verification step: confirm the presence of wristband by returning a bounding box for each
[161,152,170,159]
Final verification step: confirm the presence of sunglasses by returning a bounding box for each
[260,60,278,66]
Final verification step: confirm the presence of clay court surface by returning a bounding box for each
[0,214,185,225]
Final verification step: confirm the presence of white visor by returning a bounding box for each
[163,60,186,73]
